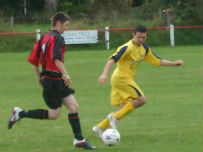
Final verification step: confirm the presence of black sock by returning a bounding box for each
[68,113,84,140]
[19,109,48,119]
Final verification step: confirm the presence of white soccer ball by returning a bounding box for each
[101,129,120,146]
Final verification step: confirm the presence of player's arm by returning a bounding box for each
[28,39,42,86]
[98,59,115,85]
[32,65,43,86]
[99,45,128,84]
[33,65,40,80]
[143,47,162,66]
[144,47,184,66]
[160,59,184,66]
[53,35,71,86]
[55,59,72,86]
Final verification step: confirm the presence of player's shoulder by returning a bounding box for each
[47,30,64,40]
[126,40,134,47]
[118,40,132,51]
[142,43,150,55]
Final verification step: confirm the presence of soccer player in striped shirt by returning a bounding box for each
[8,12,95,150]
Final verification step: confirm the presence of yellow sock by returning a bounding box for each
[113,102,135,120]
[98,118,109,130]
[97,102,134,129]
[97,112,117,130]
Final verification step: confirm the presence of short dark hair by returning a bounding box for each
[133,25,147,34]
[51,12,71,27]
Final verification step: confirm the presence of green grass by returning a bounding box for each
[0,45,202,152]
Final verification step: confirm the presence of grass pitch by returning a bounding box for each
[0,45,202,152]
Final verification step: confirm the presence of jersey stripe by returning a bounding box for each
[152,51,162,59]
[111,46,128,62]
[128,85,142,96]
[143,43,149,55]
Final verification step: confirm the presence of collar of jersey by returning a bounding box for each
[50,30,60,35]
[132,40,141,47]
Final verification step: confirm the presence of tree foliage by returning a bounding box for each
[0,0,202,25]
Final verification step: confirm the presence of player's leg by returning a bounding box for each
[93,103,124,131]
[92,104,124,138]
[47,108,61,119]
[18,78,64,120]
[8,107,62,129]
[112,96,146,120]
[63,94,96,150]
[93,82,146,132]
[92,89,122,135]
[108,96,146,129]
[109,81,146,122]
[63,94,82,140]
[19,77,63,120]
[8,78,63,129]
[17,100,63,120]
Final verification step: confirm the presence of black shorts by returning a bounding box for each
[42,78,75,109]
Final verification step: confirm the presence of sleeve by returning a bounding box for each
[27,39,41,66]
[53,35,64,61]
[109,46,128,62]
[143,48,162,66]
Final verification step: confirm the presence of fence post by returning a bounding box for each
[170,24,175,47]
[10,16,14,27]
[36,29,41,41]
[105,26,110,50]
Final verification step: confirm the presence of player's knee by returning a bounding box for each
[131,96,147,108]
[50,115,59,120]
[48,109,61,120]
[73,102,79,112]
[138,96,147,105]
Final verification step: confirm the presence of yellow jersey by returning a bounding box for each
[110,40,162,79]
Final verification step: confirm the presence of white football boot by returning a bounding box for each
[108,114,118,129]
[8,107,23,129]
[92,126,103,138]
[73,138,96,150]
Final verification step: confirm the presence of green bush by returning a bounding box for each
[0,35,35,53]
[0,16,202,52]
[0,27,202,53]
[175,28,203,45]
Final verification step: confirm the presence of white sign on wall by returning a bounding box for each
[62,30,98,44]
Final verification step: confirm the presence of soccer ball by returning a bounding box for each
[101,129,120,146]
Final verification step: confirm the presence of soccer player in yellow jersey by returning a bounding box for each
[92,25,184,137]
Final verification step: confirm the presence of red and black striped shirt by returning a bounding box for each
[28,30,65,80]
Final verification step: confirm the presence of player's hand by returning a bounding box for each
[63,74,72,86]
[98,74,108,85]
[175,60,184,66]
